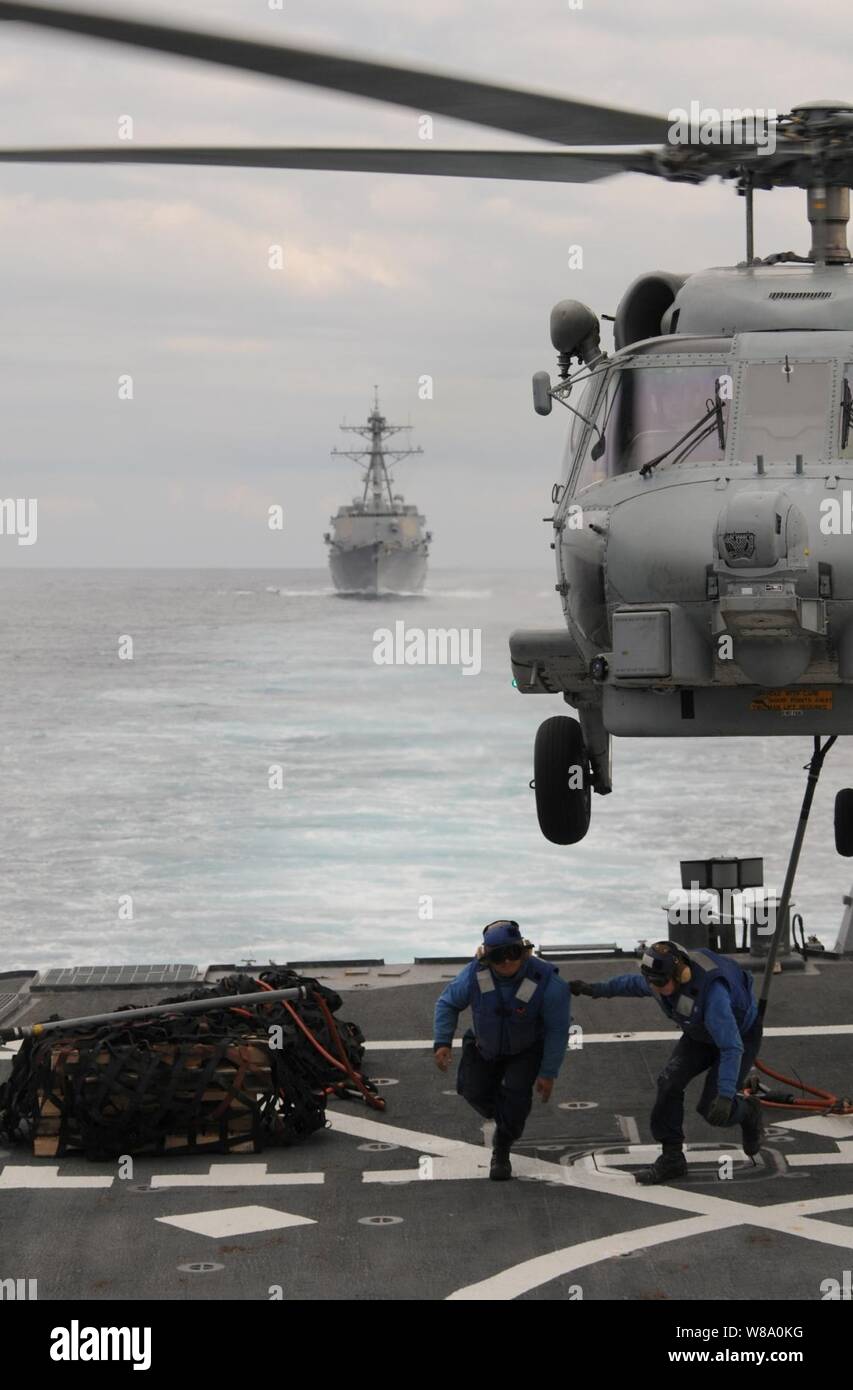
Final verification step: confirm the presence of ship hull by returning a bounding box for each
[329,542,427,595]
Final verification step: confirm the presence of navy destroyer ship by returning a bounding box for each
[324,391,431,595]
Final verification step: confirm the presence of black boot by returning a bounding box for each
[741,1097,764,1158]
[489,1133,513,1181]
[635,1146,687,1185]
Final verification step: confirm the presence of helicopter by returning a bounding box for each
[4,4,853,850]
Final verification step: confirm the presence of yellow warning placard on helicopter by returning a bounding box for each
[750,690,833,712]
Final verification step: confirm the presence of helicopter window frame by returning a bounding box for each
[558,363,611,486]
[564,353,735,497]
[731,356,837,466]
[840,366,853,460]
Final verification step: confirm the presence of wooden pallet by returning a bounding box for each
[33,1037,274,1155]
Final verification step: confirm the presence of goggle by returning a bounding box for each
[485,944,524,964]
[640,948,677,986]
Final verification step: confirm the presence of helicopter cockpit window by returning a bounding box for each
[561,377,603,481]
[573,363,728,492]
[737,361,832,464]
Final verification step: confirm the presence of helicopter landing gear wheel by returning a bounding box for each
[533,715,591,845]
[834,789,853,856]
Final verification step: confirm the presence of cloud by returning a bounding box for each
[202,483,277,518]
[0,0,848,565]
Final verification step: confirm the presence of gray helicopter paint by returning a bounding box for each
[602,685,853,737]
[671,265,853,337]
[515,310,853,749]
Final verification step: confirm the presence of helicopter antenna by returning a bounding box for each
[332,393,423,510]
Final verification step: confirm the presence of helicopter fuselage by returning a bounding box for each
[512,263,853,800]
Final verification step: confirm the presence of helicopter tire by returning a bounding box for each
[533,715,591,845]
[834,789,853,857]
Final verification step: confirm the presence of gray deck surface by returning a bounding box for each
[2,957,852,1301]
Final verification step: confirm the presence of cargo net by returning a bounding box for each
[0,970,384,1159]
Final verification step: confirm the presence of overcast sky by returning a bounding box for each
[1,0,851,567]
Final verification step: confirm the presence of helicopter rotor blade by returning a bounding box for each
[0,145,661,182]
[0,2,672,147]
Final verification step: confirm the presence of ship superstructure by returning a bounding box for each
[324,390,431,595]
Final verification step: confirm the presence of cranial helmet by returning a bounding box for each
[640,940,688,985]
[482,920,524,950]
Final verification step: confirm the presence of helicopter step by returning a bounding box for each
[510,627,591,695]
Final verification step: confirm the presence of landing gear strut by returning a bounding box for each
[532,715,591,845]
[759,735,836,1018]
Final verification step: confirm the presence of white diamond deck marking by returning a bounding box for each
[156,1205,316,1238]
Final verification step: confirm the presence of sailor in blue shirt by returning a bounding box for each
[433,920,571,1181]
[572,940,764,1185]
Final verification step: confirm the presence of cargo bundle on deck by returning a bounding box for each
[0,970,382,1159]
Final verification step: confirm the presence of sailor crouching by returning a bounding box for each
[571,940,763,1185]
[433,920,571,1181]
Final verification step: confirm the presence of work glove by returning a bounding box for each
[706,1095,734,1126]
[570,980,595,997]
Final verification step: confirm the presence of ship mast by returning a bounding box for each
[332,386,423,511]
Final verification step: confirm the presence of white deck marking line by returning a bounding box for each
[767,1193,853,1218]
[616,1115,641,1145]
[759,1025,853,1037]
[365,1024,853,1049]
[327,1109,480,1158]
[574,1144,749,1170]
[326,1108,853,1298]
[367,1153,491,1183]
[365,1143,751,1185]
[0,1166,113,1189]
[449,1195,853,1300]
[150,1163,324,1188]
[787,1141,853,1167]
[156,1205,316,1239]
[775,1115,853,1140]
[447,1215,729,1301]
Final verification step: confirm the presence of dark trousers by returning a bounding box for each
[651,1019,763,1148]
[456,1034,544,1143]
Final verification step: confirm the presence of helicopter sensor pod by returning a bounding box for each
[550,301,601,375]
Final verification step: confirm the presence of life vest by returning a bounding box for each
[655,947,758,1042]
[468,956,557,1059]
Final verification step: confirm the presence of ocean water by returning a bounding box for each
[0,567,851,971]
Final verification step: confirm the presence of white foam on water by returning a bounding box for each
[424,588,493,599]
[2,568,850,967]
[266,586,336,597]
